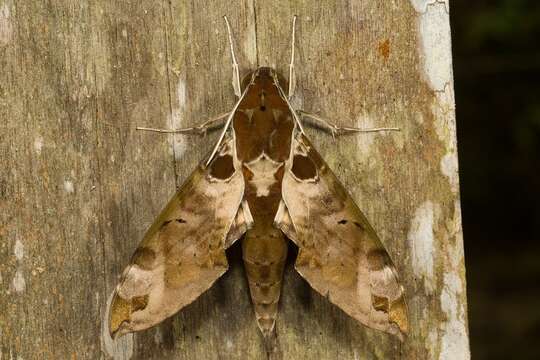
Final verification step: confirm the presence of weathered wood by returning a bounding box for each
[0,0,469,359]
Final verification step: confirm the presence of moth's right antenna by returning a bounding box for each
[288,15,297,99]
[224,16,242,98]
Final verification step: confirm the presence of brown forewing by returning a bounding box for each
[108,134,246,338]
[275,133,408,340]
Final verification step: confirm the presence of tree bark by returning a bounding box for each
[0,0,469,359]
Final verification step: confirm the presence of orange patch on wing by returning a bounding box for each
[372,294,390,313]
[131,294,149,312]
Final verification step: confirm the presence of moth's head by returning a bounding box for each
[241,67,288,94]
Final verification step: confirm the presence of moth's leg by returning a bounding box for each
[288,15,297,99]
[297,110,400,138]
[224,16,242,98]
[136,112,229,136]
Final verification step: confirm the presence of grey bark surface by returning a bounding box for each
[0,1,469,359]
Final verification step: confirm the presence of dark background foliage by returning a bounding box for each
[452,0,540,358]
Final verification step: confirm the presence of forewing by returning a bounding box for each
[275,133,408,340]
[109,135,247,338]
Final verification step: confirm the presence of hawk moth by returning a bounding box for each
[108,16,408,342]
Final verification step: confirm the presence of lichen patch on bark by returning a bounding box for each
[417,2,453,91]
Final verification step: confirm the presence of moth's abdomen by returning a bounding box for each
[242,227,287,336]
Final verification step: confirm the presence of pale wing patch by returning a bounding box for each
[226,200,253,247]
[273,199,297,243]
[243,153,284,197]
[117,265,156,299]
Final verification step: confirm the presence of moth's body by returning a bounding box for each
[108,18,408,344]
[234,68,294,333]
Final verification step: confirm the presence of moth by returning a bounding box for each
[108,16,408,342]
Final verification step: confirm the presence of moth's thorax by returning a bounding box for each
[234,67,294,164]
[233,67,293,223]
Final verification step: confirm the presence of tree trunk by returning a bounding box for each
[0,0,469,359]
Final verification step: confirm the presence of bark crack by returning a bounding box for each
[88,6,109,298]
[253,0,259,67]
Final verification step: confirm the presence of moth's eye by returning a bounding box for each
[260,105,266,111]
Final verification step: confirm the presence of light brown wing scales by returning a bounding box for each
[226,200,253,247]
[275,134,408,340]
[109,135,246,338]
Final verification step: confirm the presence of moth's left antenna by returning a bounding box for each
[224,16,242,98]
[204,17,253,167]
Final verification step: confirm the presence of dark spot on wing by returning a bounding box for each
[338,219,348,225]
[132,247,156,270]
[160,219,179,230]
[131,294,149,312]
[372,294,389,313]
[176,218,186,224]
[291,155,317,180]
[353,221,365,230]
[209,154,235,180]
[260,105,266,111]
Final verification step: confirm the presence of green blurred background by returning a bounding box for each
[452,1,540,359]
